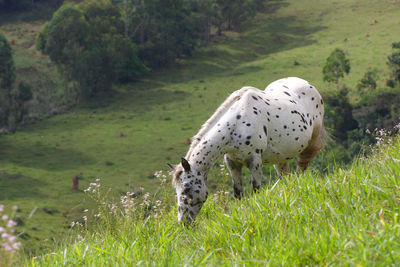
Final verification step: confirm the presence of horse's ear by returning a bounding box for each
[181,158,191,172]
[167,163,176,170]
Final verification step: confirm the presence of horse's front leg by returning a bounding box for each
[248,154,263,193]
[224,154,243,199]
[274,162,290,178]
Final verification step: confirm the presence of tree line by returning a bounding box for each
[34,0,269,99]
[319,45,400,165]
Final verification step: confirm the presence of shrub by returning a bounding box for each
[387,42,400,85]
[356,69,378,94]
[322,48,350,84]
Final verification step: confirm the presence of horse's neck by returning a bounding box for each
[185,86,256,159]
[187,129,228,175]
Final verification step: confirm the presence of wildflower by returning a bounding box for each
[7,220,17,228]
[0,204,4,212]
[12,205,18,211]
[83,209,88,213]
[3,243,12,252]
[83,216,87,221]
[1,233,9,239]
[12,241,21,250]
[2,214,8,221]
[0,227,5,233]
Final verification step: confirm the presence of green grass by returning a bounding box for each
[0,0,400,255]
[24,136,400,266]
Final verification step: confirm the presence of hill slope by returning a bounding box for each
[28,136,400,265]
[0,0,399,254]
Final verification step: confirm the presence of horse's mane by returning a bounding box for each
[185,86,257,159]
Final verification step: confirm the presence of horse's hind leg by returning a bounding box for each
[248,154,263,193]
[274,162,290,177]
[297,133,324,172]
[224,154,243,199]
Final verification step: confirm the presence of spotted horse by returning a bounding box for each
[169,77,326,223]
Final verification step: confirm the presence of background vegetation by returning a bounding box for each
[0,0,399,262]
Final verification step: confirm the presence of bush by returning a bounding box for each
[354,87,400,130]
[323,86,358,142]
[356,69,378,94]
[322,48,350,84]
[387,42,400,85]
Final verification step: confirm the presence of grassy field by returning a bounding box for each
[23,134,400,266]
[0,0,399,256]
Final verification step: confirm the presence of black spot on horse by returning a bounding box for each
[246,123,251,126]
[252,96,258,101]
[236,115,241,119]
[245,141,250,145]
[263,126,268,136]
[311,97,315,101]
[247,136,251,139]
[283,91,291,96]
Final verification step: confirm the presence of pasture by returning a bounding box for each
[0,0,399,255]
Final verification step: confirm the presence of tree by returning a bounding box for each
[0,32,15,129]
[0,0,31,11]
[132,0,199,68]
[387,42,400,85]
[324,86,358,142]
[322,48,350,84]
[356,69,377,94]
[37,0,147,99]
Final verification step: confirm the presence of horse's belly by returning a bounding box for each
[261,127,313,164]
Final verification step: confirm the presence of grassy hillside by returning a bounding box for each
[24,135,400,266]
[0,0,399,255]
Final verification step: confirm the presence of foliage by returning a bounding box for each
[322,48,350,84]
[354,87,400,130]
[0,0,31,11]
[323,86,358,142]
[0,32,15,129]
[387,42,400,85]
[0,32,15,92]
[129,0,199,68]
[37,0,147,98]
[356,69,377,93]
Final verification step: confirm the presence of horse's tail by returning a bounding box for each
[320,123,333,146]
[186,86,256,159]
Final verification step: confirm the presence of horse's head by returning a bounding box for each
[169,158,208,224]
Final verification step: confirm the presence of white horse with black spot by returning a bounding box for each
[169,77,326,223]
